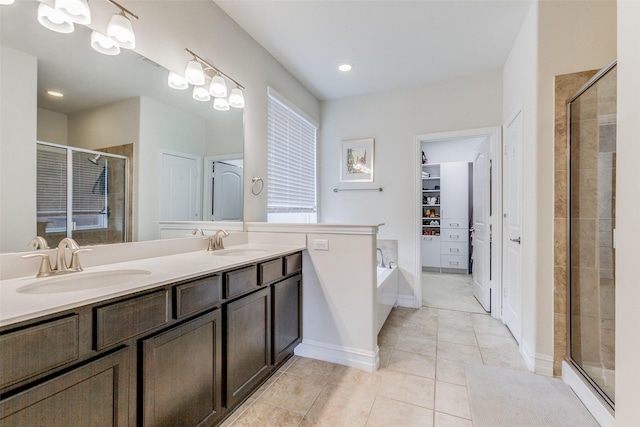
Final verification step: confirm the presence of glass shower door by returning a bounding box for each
[568,63,616,407]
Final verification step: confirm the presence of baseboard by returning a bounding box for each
[534,353,554,377]
[294,340,379,372]
[520,339,536,372]
[396,294,419,308]
[562,361,614,427]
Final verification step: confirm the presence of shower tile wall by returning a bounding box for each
[553,70,597,376]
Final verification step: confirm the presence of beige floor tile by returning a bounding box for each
[379,322,402,336]
[278,355,300,373]
[387,349,436,379]
[437,329,477,347]
[436,341,483,365]
[252,371,282,398]
[436,321,475,334]
[219,398,255,427]
[366,396,434,427]
[231,401,303,426]
[258,372,325,414]
[305,384,375,427]
[480,348,529,371]
[435,358,467,386]
[400,322,438,339]
[395,334,437,357]
[434,381,472,420]
[378,346,393,368]
[437,309,472,321]
[475,332,519,351]
[377,369,435,409]
[285,357,338,383]
[403,308,439,327]
[378,329,400,347]
[328,365,383,393]
[434,411,473,427]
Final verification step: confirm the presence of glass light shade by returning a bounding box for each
[228,87,245,109]
[107,12,135,49]
[0,0,16,5]
[55,0,91,25]
[185,60,205,86]
[37,3,74,34]
[213,97,230,111]
[91,31,120,56]
[209,74,227,98]
[168,72,188,90]
[192,86,210,102]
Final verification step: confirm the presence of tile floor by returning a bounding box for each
[221,272,526,426]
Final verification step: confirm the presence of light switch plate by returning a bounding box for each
[313,239,329,250]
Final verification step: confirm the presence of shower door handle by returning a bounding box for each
[510,237,521,244]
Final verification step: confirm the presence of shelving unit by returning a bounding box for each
[421,164,441,236]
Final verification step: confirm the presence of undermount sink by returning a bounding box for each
[17,269,152,294]
[210,248,268,257]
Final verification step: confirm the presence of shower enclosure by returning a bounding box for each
[36,142,130,247]
[567,61,616,408]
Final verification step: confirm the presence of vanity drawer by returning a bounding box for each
[441,218,467,229]
[440,228,469,243]
[175,275,221,319]
[259,258,283,286]
[0,315,79,389]
[284,253,302,275]
[95,290,169,350]
[441,242,468,257]
[224,265,258,299]
[441,255,469,270]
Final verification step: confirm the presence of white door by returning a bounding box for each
[210,162,243,221]
[160,151,200,221]
[473,137,491,311]
[502,111,523,343]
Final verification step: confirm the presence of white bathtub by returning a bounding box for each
[376,266,399,334]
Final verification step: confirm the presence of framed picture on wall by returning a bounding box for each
[340,138,374,182]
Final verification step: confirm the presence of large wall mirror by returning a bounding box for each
[0,1,244,253]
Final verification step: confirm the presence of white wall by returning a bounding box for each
[615,0,640,423]
[37,108,68,145]
[85,1,321,222]
[0,46,37,253]
[137,96,206,241]
[421,137,483,164]
[68,98,140,150]
[204,109,244,157]
[319,70,502,305]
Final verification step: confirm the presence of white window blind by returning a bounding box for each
[267,90,318,219]
[36,144,67,216]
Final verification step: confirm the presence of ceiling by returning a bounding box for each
[215,0,532,101]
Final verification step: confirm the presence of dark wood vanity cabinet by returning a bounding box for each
[0,346,130,426]
[0,251,303,427]
[140,309,223,427]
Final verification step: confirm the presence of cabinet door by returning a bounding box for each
[440,162,469,220]
[226,288,271,408]
[0,347,129,427]
[272,274,302,366]
[421,235,441,268]
[140,309,222,427]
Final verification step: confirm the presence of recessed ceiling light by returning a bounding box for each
[338,63,352,72]
[46,90,64,98]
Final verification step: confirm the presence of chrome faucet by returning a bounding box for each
[207,229,230,251]
[376,248,386,268]
[22,237,90,277]
[29,236,50,250]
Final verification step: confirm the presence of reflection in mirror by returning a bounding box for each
[0,1,244,253]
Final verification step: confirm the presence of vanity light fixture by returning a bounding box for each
[55,0,91,25]
[105,0,138,49]
[37,2,74,34]
[167,71,188,90]
[0,0,16,5]
[209,74,227,98]
[91,31,120,56]
[183,48,245,110]
[213,97,230,111]
[46,90,64,98]
[228,86,245,109]
[192,86,211,102]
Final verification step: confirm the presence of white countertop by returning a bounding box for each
[0,243,304,328]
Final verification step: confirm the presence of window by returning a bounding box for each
[267,88,318,223]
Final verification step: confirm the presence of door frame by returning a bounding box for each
[413,127,503,317]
